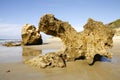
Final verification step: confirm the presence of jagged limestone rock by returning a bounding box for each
[81,19,115,63]
[21,24,43,45]
[25,52,66,68]
[38,14,115,63]
[38,14,82,61]
[25,14,115,68]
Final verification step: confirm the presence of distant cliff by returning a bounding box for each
[107,19,120,36]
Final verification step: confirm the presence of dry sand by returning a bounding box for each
[0,37,120,80]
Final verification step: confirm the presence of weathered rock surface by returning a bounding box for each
[81,19,115,63]
[38,14,115,63]
[25,52,66,68]
[21,24,43,45]
[2,41,21,47]
[25,14,115,68]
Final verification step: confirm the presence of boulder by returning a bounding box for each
[21,24,43,45]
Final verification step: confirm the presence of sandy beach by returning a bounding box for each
[0,37,120,80]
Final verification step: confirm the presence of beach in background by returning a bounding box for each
[0,37,120,80]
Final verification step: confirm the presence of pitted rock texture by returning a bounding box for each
[25,14,115,68]
[38,14,114,63]
[21,24,43,45]
[25,52,66,68]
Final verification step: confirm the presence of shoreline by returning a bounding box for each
[0,37,120,80]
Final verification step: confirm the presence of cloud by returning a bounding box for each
[0,23,22,39]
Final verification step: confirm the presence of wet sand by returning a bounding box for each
[0,37,120,80]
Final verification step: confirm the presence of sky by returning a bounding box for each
[0,0,120,39]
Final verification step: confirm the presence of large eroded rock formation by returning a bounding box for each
[38,14,115,62]
[25,14,115,68]
[21,24,43,45]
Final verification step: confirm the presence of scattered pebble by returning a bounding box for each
[6,70,10,73]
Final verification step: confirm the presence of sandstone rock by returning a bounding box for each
[25,52,66,68]
[25,14,115,68]
[38,14,115,64]
[38,14,81,61]
[2,41,21,47]
[21,24,43,45]
[82,19,115,64]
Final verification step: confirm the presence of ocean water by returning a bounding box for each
[0,39,22,63]
[0,39,58,63]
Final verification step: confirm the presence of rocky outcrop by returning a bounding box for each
[38,14,115,63]
[2,41,21,47]
[21,24,43,45]
[81,19,115,63]
[25,52,66,68]
[25,14,115,68]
